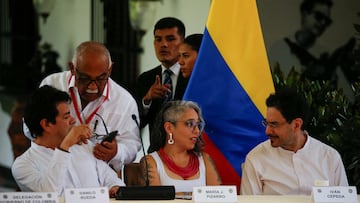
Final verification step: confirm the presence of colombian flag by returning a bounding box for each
[183,0,274,191]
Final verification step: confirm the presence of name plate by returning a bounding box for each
[193,186,237,203]
[0,192,58,203]
[64,187,109,203]
[312,186,358,203]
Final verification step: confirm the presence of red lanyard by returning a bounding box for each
[68,75,109,124]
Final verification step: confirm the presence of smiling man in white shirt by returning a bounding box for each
[240,88,348,195]
[12,85,125,197]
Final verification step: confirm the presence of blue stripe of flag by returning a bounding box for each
[183,28,267,176]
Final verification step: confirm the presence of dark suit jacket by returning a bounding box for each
[135,65,189,133]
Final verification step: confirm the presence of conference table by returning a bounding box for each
[57,195,360,203]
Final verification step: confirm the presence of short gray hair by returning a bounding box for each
[148,100,205,155]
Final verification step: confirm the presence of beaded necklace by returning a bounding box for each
[158,148,199,179]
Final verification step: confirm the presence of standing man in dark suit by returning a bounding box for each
[136,17,188,139]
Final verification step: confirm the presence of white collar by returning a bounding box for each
[162,63,180,76]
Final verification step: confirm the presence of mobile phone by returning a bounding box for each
[102,130,118,143]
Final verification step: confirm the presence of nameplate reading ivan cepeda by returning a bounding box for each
[312,186,358,203]
[193,186,237,203]
[64,187,109,203]
[0,192,58,203]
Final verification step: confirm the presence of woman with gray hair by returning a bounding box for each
[140,100,221,196]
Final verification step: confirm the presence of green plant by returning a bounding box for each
[272,64,360,190]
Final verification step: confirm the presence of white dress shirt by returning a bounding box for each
[12,142,125,196]
[240,134,348,195]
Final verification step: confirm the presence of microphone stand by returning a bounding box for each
[115,115,175,200]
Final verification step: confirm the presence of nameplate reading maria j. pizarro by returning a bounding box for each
[193,186,237,203]
[312,186,358,203]
[0,192,58,203]
[64,187,109,203]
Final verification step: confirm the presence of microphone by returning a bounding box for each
[115,114,175,200]
[131,114,149,186]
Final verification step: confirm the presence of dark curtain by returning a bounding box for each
[103,0,139,96]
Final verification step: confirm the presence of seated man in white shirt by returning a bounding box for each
[240,88,348,195]
[12,85,125,197]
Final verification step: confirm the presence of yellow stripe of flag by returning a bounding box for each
[206,0,274,116]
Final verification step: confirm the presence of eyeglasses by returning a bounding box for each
[312,11,332,27]
[91,113,118,141]
[261,119,288,129]
[171,119,205,132]
[75,69,109,87]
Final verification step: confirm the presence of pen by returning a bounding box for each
[93,120,98,132]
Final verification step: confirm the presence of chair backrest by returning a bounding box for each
[123,162,142,186]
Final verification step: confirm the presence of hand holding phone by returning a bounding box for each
[102,130,118,143]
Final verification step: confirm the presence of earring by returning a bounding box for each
[167,133,174,145]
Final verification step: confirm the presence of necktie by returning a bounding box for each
[163,69,173,103]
